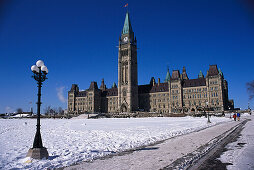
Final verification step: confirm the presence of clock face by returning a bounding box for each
[123,37,128,42]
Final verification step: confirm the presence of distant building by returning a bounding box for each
[68,12,234,114]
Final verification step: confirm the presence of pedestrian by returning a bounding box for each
[237,112,240,121]
[233,113,236,121]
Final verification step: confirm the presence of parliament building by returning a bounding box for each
[68,12,234,114]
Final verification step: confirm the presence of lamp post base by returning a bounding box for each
[26,147,49,159]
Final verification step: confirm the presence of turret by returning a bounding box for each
[198,70,204,78]
[164,68,171,82]
[112,82,117,88]
[181,66,189,80]
[100,78,106,91]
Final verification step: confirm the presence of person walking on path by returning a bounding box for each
[233,113,236,121]
[237,112,240,121]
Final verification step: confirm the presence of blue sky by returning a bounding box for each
[0,0,254,113]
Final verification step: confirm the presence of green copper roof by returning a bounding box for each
[198,70,204,78]
[218,68,223,76]
[122,12,133,35]
[112,82,117,88]
[164,68,171,82]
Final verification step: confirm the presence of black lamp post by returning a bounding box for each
[206,102,211,123]
[27,60,49,159]
[229,106,231,118]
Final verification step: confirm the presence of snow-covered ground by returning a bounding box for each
[219,112,254,170]
[0,116,231,169]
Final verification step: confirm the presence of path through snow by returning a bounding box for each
[219,114,254,170]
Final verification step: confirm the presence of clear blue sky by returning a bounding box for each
[0,0,254,113]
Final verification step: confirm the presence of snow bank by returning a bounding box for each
[0,116,231,169]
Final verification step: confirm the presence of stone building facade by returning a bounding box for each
[68,12,234,114]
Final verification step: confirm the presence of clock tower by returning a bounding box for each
[118,12,138,112]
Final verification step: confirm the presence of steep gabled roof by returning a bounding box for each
[139,83,169,94]
[89,81,98,90]
[76,91,87,97]
[101,87,118,97]
[171,70,180,80]
[183,78,206,88]
[70,84,78,92]
[207,65,219,76]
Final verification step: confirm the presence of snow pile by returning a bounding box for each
[0,116,231,169]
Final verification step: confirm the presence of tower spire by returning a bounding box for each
[122,12,133,35]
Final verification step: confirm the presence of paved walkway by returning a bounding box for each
[65,119,243,170]
[219,115,254,170]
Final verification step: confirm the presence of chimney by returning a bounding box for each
[153,78,155,86]
[158,78,160,85]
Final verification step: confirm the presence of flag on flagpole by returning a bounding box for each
[124,3,128,7]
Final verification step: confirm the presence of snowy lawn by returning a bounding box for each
[0,116,231,169]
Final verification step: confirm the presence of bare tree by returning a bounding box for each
[16,108,23,117]
[44,106,56,116]
[44,106,51,115]
[247,80,254,100]
[58,107,64,115]
[44,106,65,117]
[17,108,23,113]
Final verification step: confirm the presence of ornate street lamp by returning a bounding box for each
[27,60,49,159]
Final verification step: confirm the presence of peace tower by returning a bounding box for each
[118,12,138,112]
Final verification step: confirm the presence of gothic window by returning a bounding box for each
[121,49,128,57]
[126,65,128,82]
[123,90,127,96]
[122,67,124,83]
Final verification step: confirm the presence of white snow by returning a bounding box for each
[219,114,254,170]
[0,116,231,169]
